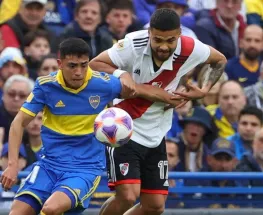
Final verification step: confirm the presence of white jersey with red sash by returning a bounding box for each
[108,30,210,148]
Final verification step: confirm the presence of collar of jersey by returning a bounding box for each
[56,67,92,94]
[239,58,259,73]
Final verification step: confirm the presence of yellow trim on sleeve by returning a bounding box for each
[20,107,36,117]
[15,191,43,205]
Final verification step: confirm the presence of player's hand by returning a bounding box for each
[0,166,18,191]
[171,81,209,101]
[119,72,136,98]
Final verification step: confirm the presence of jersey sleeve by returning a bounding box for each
[107,37,135,68]
[191,38,211,64]
[21,80,46,117]
[109,75,122,100]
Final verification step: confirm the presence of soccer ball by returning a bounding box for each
[94,107,133,147]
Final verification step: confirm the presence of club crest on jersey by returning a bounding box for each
[152,81,163,88]
[117,39,125,50]
[89,95,100,109]
[119,163,129,176]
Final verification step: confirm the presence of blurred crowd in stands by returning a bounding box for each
[0,0,263,209]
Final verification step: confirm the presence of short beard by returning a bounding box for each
[243,50,260,61]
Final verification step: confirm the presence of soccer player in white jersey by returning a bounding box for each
[90,8,227,215]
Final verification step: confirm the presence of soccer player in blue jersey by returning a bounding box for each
[0,38,182,215]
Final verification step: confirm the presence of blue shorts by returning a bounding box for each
[15,162,101,214]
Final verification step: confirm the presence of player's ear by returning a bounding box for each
[57,59,62,69]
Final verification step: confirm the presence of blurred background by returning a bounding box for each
[0,0,263,214]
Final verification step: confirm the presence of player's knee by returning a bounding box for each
[121,193,137,207]
[116,185,139,207]
[142,202,165,215]
[41,204,60,215]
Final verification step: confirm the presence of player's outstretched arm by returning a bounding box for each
[0,111,34,191]
[173,47,227,101]
[133,84,182,107]
[90,51,136,98]
[201,46,227,92]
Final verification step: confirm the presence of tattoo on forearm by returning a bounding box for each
[202,62,226,88]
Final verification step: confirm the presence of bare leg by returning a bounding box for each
[124,193,167,215]
[99,184,140,215]
[41,191,72,215]
[9,199,36,215]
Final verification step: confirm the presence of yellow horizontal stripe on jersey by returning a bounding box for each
[20,107,36,117]
[43,107,97,136]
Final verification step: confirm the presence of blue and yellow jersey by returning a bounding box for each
[245,0,263,27]
[206,105,237,138]
[225,56,260,87]
[21,68,122,174]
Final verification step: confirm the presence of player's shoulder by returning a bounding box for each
[36,72,57,86]
[124,30,149,49]
[91,70,112,82]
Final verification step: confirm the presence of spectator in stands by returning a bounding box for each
[1,111,43,171]
[195,0,246,59]
[61,0,113,59]
[37,54,58,77]
[197,65,228,107]
[167,86,193,138]
[0,0,22,25]
[1,143,28,171]
[186,138,238,209]
[104,0,133,43]
[244,0,263,27]
[0,47,27,99]
[207,81,246,138]
[228,106,263,160]
[24,29,51,80]
[144,0,197,38]
[189,0,247,20]
[132,0,156,27]
[174,107,212,172]
[225,25,263,87]
[245,61,263,109]
[0,75,34,144]
[156,0,196,30]
[43,0,77,36]
[166,138,180,171]
[235,128,263,187]
[0,0,57,52]
[23,111,43,161]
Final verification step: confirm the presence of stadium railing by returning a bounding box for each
[1,171,263,208]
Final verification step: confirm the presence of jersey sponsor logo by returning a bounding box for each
[55,100,65,107]
[119,163,129,176]
[238,77,248,82]
[134,69,141,76]
[152,81,163,88]
[89,95,100,109]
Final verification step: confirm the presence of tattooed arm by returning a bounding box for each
[172,46,227,103]
[201,46,227,93]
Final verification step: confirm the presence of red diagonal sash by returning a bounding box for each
[115,36,195,119]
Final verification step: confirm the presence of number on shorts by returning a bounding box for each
[28,166,40,184]
[158,161,168,180]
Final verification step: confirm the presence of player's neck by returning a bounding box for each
[28,135,42,147]
[152,56,163,68]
